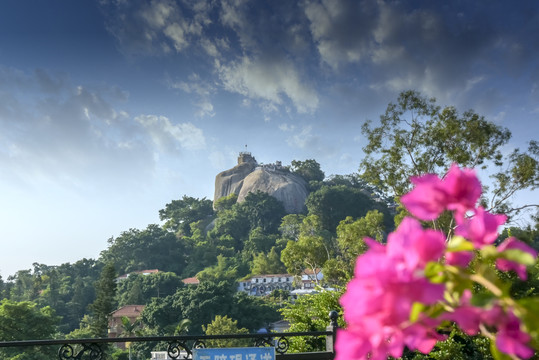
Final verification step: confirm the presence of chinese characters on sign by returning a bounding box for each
[193,347,275,360]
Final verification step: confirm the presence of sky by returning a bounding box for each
[1,0,538,278]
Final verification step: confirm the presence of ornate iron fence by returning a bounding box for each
[0,311,339,360]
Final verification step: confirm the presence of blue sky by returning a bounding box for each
[1,0,538,277]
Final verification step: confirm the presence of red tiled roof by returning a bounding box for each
[110,305,145,318]
[182,277,200,285]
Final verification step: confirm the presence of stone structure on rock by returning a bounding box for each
[213,152,308,213]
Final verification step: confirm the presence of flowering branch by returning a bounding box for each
[337,164,538,360]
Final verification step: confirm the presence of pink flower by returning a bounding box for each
[441,290,482,335]
[401,174,447,220]
[455,207,506,247]
[496,313,534,359]
[338,218,445,359]
[496,237,538,280]
[443,164,482,215]
[445,251,474,267]
[401,164,482,221]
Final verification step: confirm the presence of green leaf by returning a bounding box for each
[500,249,536,266]
[447,236,474,252]
[424,262,446,283]
[410,302,427,322]
[480,245,499,260]
[470,292,495,307]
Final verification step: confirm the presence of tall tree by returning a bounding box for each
[89,262,117,337]
[0,299,58,359]
[100,224,187,275]
[290,159,325,183]
[360,90,538,219]
[306,185,391,232]
[281,215,334,282]
[159,196,214,236]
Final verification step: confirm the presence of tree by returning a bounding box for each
[324,210,386,283]
[280,289,344,352]
[202,315,249,348]
[100,224,187,275]
[281,215,333,282]
[89,262,117,337]
[251,247,287,275]
[240,191,286,234]
[120,316,142,360]
[360,90,538,220]
[0,299,58,359]
[159,196,214,236]
[306,185,391,232]
[291,159,325,183]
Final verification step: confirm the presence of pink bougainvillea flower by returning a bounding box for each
[337,217,445,359]
[455,207,506,247]
[496,312,534,359]
[401,164,482,221]
[442,164,482,215]
[441,290,482,335]
[445,251,474,267]
[401,174,447,220]
[496,237,538,280]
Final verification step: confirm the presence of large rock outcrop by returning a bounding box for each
[214,153,308,213]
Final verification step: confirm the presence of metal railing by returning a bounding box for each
[0,311,339,360]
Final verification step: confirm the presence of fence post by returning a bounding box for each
[325,310,338,355]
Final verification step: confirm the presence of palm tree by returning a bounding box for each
[120,316,142,360]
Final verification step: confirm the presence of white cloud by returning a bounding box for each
[135,115,206,151]
[168,73,216,118]
[217,56,319,114]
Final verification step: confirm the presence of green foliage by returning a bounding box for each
[0,299,59,359]
[290,159,325,183]
[279,214,305,241]
[89,262,117,337]
[214,193,238,212]
[281,215,333,279]
[116,271,184,307]
[280,289,344,352]
[360,90,537,219]
[306,185,391,232]
[251,247,286,275]
[159,195,214,236]
[202,315,250,348]
[240,191,287,233]
[100,224,187,275]
[323,210,386,282]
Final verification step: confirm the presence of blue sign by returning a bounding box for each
[193,347,275,360]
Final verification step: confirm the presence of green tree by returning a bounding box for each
[100,224,187,275]
[0,299,58,359]
[281,215,333,282]
[279,214,305,241]
[89,262,117,337]
[323,210,386,284]
[291,159,325,183]
[159,196,214,236]
[360,90,538,220]
[214,193,238,212]
[280,289,344,352]
[306,185,391,232]
[251,247,287,275]
[202,315,249,348]
[240,191,286,233]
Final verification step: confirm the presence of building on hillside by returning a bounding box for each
[182,270,326,298]
[108,305,145,349]
[181,276,200,286]
[237,274,294,296]
[115,269,159,282]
